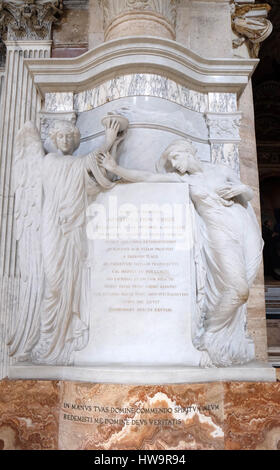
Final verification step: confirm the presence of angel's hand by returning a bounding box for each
[96,152,117,172]
[114,129,126,147]
[104,118,120,148]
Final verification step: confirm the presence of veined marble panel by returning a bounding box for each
[224,382,280,450]
[58,382,224,450]
[0,379,60,450]
[1,380,279,450]
[208,93,237,113]
[45,92,74,112]
[73,74,209,113]
[211,143,240,175]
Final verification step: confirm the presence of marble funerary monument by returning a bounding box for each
[0,0,276,383]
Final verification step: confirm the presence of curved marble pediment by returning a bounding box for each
[24,36,259,97]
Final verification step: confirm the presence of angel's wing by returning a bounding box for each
[8,121,45,360]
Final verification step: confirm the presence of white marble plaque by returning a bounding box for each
[74,183,202,367]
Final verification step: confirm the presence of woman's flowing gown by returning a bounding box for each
[188,179,263,366]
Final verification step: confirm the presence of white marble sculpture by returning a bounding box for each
[97,139,264,367]
[8,116,126,365]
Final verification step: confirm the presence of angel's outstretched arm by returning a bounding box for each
[85,119,126,182]
[98,118,121,154]
[96,152,181,183]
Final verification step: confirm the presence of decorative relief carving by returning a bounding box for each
[102,0,177,29]
[0,0,63,40]
[231,2,273,57]
[205,113,242,142]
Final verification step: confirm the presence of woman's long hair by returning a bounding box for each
[156,139,198,173]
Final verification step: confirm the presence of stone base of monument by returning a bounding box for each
[1,377,279,450]
[8,362,276,384]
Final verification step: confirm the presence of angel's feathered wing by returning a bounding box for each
[8,122,45,361]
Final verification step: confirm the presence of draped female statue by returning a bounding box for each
[97,139,263,367]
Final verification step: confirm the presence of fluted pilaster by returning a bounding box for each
[0,1,64,379]
[0,68,5,123]
[0,41,51,279]
[0,41,51,379]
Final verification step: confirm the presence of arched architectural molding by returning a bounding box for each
[24,36,258,97]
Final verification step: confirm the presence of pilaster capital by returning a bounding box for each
[205,111,242,142]
[102,0,177,28]
[0,0,64,41]
[101,0,177,40]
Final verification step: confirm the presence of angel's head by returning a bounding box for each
[49,120,81,155]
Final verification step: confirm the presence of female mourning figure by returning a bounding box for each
[97,139,263,367]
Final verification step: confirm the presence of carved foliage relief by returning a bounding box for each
[102,0,177,28]
[0,0,63,40]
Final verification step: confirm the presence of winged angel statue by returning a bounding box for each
[8,118,124,365]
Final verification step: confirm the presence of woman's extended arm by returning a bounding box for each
[96,152,182,183]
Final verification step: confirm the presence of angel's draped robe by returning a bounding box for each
[33,151,107,364]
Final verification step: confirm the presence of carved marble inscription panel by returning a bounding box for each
[74,183,202,367]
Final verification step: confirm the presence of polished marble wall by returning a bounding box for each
[73,74,209,113]
[0,379,279,450]
[45,75,238,115]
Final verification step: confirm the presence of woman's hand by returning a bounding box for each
[96,152,117,172]
[104,118,120,149]
[216,183,245,200]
